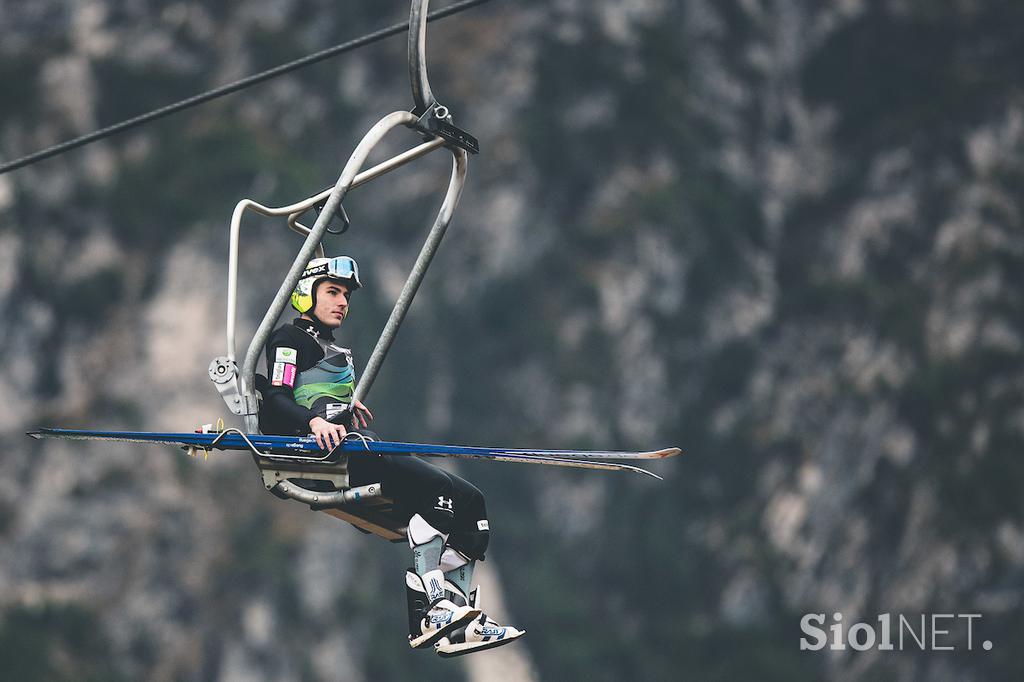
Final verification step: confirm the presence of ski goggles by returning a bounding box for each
[303,256,362,289]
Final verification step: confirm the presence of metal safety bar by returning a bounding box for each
[224,136,447,365]
[284,137,447,241]
[353,147,467,408]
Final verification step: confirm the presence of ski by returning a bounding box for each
[27,428,680,460]
[27,428,672,479]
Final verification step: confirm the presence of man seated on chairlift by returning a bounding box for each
[258,255,524,657]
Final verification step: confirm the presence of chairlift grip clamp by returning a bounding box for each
[412,101,479,155]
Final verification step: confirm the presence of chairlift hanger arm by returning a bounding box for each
[409,0,479,154]
[216,0,478,428]
[409,0,436,116]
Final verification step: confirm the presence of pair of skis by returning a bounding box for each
[27,429,681,479]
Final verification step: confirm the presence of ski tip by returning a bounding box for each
[643,447,682,459]
[26,430,42,439]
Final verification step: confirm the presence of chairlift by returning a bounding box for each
[30,0,680,544]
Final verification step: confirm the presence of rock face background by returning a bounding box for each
[1,1,1022,680]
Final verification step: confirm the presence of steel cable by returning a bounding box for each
[0,0,495,175]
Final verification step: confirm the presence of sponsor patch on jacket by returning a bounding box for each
[477,519,489,531]
[272,363,297,387]
[325,402,348,421]
[272,347,298,387]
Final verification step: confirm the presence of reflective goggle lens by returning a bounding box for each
[327,256,360,287]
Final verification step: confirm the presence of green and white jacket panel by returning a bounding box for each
[293,344,356,422]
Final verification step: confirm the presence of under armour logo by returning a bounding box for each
[436,496,454,512]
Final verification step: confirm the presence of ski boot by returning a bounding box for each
[434,584,526,658]
[406,569,481,649]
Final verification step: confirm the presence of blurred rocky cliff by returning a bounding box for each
[1,1,1022,680]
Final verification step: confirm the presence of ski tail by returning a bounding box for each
[26,428,311,453]
[350,440,683,461]
[415,451,664,479]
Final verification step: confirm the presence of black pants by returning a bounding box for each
[349,452,490,561]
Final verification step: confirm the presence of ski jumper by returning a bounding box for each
[259,317,490,561]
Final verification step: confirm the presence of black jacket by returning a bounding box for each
[258,317,351,435]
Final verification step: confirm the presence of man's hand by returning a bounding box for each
[309,416,347,450]
[351,399,374,429]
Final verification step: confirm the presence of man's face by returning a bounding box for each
[313,280,350,328]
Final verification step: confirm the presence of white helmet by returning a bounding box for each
[290,256,362,314]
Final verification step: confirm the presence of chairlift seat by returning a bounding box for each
[253,373,409,542]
